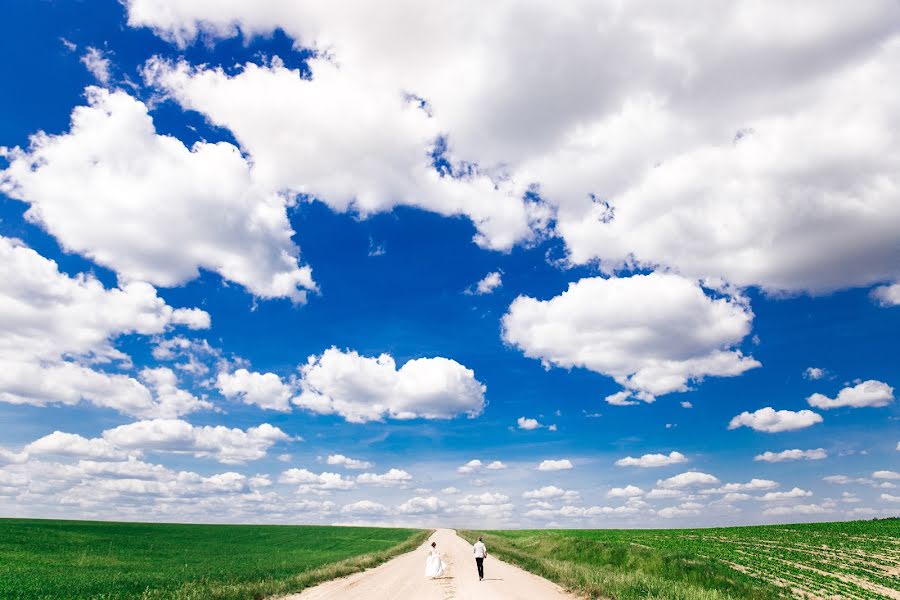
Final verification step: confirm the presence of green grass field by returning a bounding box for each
[0,519,429,600]
[461,519,900,600]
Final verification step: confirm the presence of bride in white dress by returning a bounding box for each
[424,541,446,578]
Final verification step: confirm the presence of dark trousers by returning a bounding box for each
[475,557,484,579]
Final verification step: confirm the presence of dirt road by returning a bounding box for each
[284,528,576,600]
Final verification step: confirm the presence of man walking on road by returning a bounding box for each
[473,536,487,581]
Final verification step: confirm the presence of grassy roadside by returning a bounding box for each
[0,519,431,600]
[159,527,432,600]
[458,529,786,600]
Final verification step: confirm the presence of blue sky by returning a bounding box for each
[0,0,897,527]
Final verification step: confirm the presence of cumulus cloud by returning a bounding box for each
[80,47,112,84]
[502,273,759,402]
[807,380,894,409]
[468,272,502,295]
[25,432,129,460]
[341,500,388,514]
[293,348,485,423]
[754,448,828,462]
[457,460,483,475]
[397,496,447,514]
[279,468,356,492]
[0,237,210,418]
[356,469,413,487]
[523,486,580,502]
[803,368,828,380]
[615,452,687,468]
[882,493,900,502]
[607,485,644,498]
[728,408,823,433]
[537,459,573,472]
[870,283,900,307]
[216,368,293,412]
[873,470,900,480]
[485,461,507,470]
[125,0,900,295]
[704,480,779,494]
[143,57,537,251]
[657,472,720,489]
[0,88,315,302]
[763,504,829,516]
[758,488,813,501]
[325,455,373,470]
[516,417,542,430]
[102,419,291,464]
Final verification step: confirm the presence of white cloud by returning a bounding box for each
[125,0,900,295]
[80,47,112,84]
[704,479,778,494]
[397,496,446,514]
[325,455,373,470]
[143,57,537,252]
[341,500,388,514]
[102,419,291,464]
[457,459,483,475]
[645,488,684,500]
[0,449,28,466]
[807,380,894,409]
[523,486,581,502]
[502,273,759,401]
[871,283,900,307]
[441,487,460,494]
[216,369,293,412]
[615,452,687,468]
[759,488,813,501]
[0,237,210,418]
[881,493,900,502]
[657,504,703,519]
[728,408,823,433]
[25,432,129,460]
[657,472,720,489]
[763,504,830,516]
[873,470,900,480]
[356,469,413,487]
[754,448,828,463]
[803,367,828,380]
[680,401,693,409]
[0,88,315,302]
[279,468,356,491]
[607,485,644,498]
[485,461,507,470]
[537,459,573,472]
[517,417,542,430]
[293,348,485,423]
[469,272,502,295]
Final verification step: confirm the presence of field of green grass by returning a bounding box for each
[461,519,900,600]
[0,518,429,600]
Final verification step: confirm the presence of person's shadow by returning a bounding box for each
[480,578,504,581]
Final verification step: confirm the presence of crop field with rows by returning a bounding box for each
[464,518,900,600]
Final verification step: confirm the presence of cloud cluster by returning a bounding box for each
[728,408,823,433]
[615,452,687,468]
[537,459,573,472]
[0,88,315,302]
[807,380,894,409]
[754,449,828,463]
[503,273,759,401]
[126,0,900,295]
[294,348,485,423]
[0,237,210,417]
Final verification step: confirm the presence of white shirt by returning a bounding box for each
[473,541,487,558]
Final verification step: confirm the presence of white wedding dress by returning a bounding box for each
[424,549,446,578]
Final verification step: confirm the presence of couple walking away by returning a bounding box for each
[424,537,488,580]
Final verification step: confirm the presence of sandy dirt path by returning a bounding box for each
[283,528,577,600]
